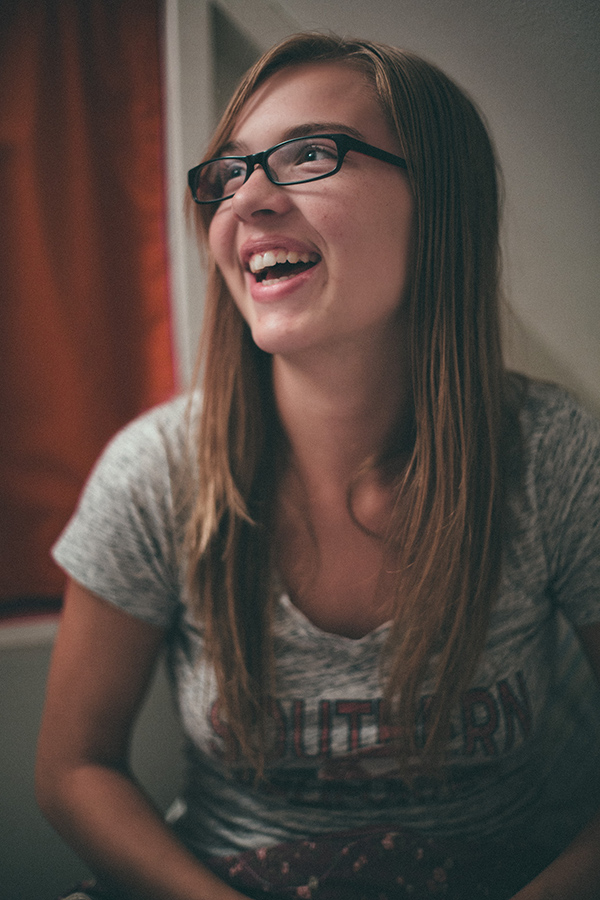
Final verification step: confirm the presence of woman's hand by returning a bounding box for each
[36,579,247,900]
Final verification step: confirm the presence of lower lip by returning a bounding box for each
[248,263,320,303]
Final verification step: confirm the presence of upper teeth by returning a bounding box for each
[248,249,318,274]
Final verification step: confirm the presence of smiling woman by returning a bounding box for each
[206,60,414,361]
[37,32,600,900]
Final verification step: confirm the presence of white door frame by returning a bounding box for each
[163,0,300,386]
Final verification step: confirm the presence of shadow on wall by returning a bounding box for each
[211,2,261,122]
[0,634,184,900]
[504,309,600,420]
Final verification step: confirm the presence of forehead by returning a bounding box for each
[229,60,398,152]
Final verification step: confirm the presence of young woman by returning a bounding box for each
[37,33,600,900]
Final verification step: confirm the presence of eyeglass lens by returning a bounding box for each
[194,136,340,203]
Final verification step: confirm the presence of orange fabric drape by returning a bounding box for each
[0,0,175,609]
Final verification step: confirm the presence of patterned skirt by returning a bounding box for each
[59,824,550,899]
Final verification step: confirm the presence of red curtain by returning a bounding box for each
[0,0,175,614]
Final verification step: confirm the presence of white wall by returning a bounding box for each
[170,0,599,413]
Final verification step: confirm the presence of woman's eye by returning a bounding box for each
[295,143,336,165]
[222,161,246,185]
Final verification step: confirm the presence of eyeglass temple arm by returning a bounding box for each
[342,134,407,169]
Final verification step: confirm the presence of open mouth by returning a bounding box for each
[248,249,320,284]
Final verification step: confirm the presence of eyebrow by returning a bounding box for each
[219,122,366,156]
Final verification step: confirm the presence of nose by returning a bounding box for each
[230,162,292,220]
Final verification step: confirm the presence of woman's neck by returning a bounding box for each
[271,340,412,637]
[272,337,412,498]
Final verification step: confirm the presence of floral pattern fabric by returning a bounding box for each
[204,825,543,900]
[58,825,547,899]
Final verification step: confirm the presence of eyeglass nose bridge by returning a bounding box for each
[239,149,278,190]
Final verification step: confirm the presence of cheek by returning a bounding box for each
[376,192,414,268]
[207,217,223,264]
[208,212,235,272]
[340,177,412,245]
[341,201,413,281]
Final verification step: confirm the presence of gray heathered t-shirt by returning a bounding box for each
[52,376,600,860]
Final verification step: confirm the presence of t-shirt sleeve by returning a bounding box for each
[533,387,600,627]
[52,399,190,628]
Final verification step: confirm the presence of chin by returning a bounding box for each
[244,311,317,357]
[248,329,303,357]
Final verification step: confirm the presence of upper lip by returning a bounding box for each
[240,237,321,272]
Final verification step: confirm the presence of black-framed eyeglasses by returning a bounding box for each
[188,133,407,205]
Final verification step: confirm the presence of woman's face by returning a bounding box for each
[208,60,414,360]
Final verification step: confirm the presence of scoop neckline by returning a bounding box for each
[277,591,392,643]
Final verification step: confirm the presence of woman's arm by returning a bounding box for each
[36,579,247,900]
[510,622,600,899]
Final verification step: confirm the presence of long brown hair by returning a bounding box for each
[186,33,509,773]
